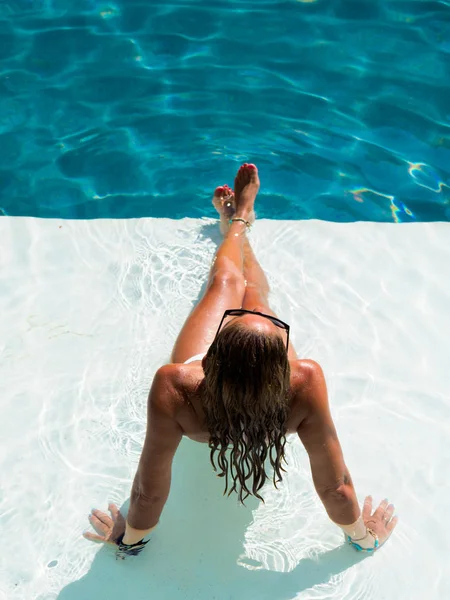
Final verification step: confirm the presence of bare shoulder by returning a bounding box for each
[291,359,325,391]
[148,364,188,415]
[289,359,328,423]
[153,363,185,387]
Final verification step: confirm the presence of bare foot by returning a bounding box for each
[212,184,236,235]
[234,163,259,221]
[212,164,259,235]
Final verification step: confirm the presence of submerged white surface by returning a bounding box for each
[1,217,449,600]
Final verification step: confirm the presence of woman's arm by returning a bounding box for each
[296,360,397,550]
[122,365,183,544]
[296,360,360,525]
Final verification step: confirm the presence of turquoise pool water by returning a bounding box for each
[1,0,449,221]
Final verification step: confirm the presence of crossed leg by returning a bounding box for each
[170,164,256,363]
[241,238,298,360]
[170,164,297,364]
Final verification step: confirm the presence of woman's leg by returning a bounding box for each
[171,164,259,363]
[206,171,297,361]
[242,239,298,360]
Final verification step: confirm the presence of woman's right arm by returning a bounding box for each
[296,360,397,550]
[123,366,183,544]
[84,365,183,556]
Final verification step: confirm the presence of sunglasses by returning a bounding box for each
[214,309,290,351]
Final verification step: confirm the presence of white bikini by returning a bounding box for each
[184,353,206,364]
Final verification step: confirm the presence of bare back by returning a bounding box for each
[166,358,315,443]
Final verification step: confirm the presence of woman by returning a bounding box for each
[85,164,397,558]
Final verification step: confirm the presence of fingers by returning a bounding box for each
[89,513,111,536]
[108,503,120,521]
[362,496,372,521]
[373,498,389,519]
[91,509,113,527]
[384,503,395,521]
[83,531,106,543]
[387,515,399,533]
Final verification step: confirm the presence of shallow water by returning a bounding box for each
[1,217,449,600]
[1,1,450,220]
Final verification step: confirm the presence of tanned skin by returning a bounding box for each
[85,164,397,550]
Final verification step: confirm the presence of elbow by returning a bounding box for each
[317,482,359,524]
[319,482,354,503]
[315,470,354,500]
[131,483,162,509]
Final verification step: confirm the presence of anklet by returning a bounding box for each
[229,218,251,229]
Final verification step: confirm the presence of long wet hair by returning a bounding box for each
[200,321,291,503]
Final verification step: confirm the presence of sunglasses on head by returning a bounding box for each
[214,309,290,351]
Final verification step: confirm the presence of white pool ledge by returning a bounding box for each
[1,217,449,600]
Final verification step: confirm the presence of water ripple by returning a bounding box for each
[1,2,450,220]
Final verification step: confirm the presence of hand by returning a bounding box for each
[362,496,398,546]
[83,503,126,546]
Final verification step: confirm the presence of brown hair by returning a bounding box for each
[200,321,291,503]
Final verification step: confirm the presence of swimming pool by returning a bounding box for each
[1,2,450,600]
[0,0,449,221]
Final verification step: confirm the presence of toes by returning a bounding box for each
[214,186,225,197]
[246,164,258,181]
[214,185,234,199]
[237,163,258,179]
[236,164,250,183]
